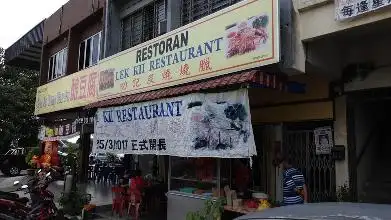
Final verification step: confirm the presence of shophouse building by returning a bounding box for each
[295,0,391,203]
[3,0,354,209]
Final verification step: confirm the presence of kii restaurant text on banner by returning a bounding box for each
[93,89,256,158]
[35,0,280,115]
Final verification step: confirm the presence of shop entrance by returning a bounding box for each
[252,125,281,202]
[348,88,391,204]
[283,122,336,202]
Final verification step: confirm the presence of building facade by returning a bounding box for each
[295,0,391,203]
[40,0,105,86]
[5,0,360,204]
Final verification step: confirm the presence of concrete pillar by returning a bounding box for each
[79,124,93,183]
[39,44,49,85]
[167,0,182,31]
[104,0,121,58]
[274,125,283,202]
[334,96,349,188]
[66,28,81,75]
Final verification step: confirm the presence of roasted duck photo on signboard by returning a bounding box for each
[225,14,269,58]
[99,68,115,91]
[188,101,251,151]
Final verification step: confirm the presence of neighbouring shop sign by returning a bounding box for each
[336,0,390,20]
[93,89,256,158]
[38,117,94,141]
[314,126,333,155]
[34,0,280,115]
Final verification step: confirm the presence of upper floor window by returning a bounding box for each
[121,0,166,51]
[181,0,242,25]
[78,31,102,71]
[48,47,68,81]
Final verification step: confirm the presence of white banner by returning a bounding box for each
[336,0,390,21]
[93,89,256,158]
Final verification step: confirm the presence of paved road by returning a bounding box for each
[0,173,162,219]
[0,170,29,192]
[0,171,112,207]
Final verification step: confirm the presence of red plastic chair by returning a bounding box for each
[127,188,142,220]
[111,186,126,217]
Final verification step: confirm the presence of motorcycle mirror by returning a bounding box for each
[21,185,28,189]
[13,181,20,185]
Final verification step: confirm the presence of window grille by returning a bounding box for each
[181,0,242,25]
[78,31,102,71]
[48,47,68,81]
[121,0,166,51]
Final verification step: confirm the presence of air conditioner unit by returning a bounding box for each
[158,20,167,35]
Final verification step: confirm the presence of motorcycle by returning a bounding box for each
[0,168,67,220]
[0,189,29,205]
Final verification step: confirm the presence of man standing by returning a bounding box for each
[280,155,308,205]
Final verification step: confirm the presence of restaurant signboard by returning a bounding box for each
[93,89,256,158]
[35,0,280,115]
[38,117,94,141]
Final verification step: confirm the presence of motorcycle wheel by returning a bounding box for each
[0,213,18,220]
[7,167,20,177]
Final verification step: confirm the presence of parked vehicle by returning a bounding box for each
[0,190,29,205]
[0,148,29,176]
[0,168,67,220]
[235,202,391,220]
[89,152,107,163]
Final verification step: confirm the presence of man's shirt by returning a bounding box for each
[283,167,305,205]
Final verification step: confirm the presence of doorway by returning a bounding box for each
[347,88,391,203]
[283,121,336,202]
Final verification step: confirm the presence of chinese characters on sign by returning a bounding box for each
[336,0,390,20]
[95,139,167,152]
[35,71,98,112]
[38,117,94,141]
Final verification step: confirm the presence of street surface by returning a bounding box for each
[0,171,112,206]
[0,170,28,192]
[0,171,163,219]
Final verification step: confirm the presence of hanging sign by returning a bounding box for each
[314,126,333,155]
[93,89,256,158]
[38,117,94,141]
[336,0,390,20]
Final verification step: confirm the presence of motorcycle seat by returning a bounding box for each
[0,191,18,198]
[15,197,29,204]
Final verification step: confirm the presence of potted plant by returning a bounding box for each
[59,188,91,216]
[186,198,225,220]
[63,145,81,191]
[25,147,40,176]
[336,182,352,202]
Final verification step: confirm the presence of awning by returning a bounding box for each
[4,20,44,71]
[85,70,287,109]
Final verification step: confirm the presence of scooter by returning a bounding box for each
[0,190,29,205]
[0,169,67,220]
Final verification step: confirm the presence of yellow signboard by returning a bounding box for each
[35,0,280,115]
